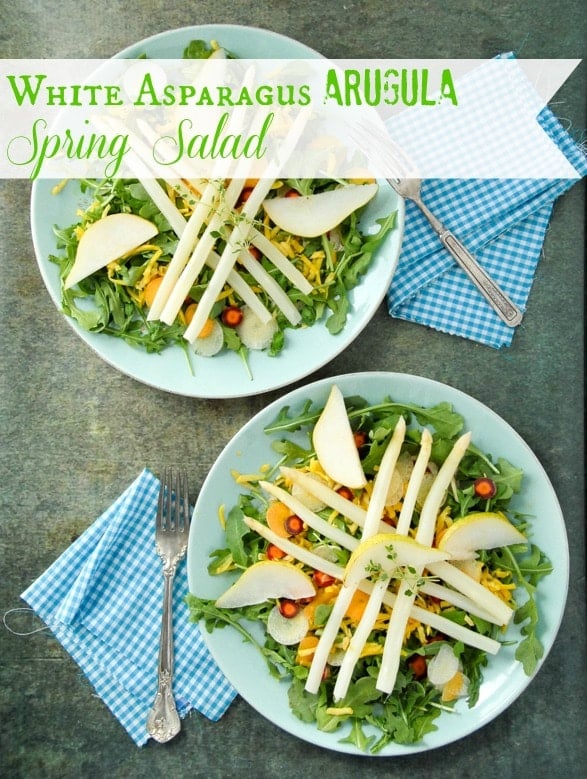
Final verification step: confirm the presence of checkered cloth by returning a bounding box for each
[21,469,236,745]
[387,59,586,348]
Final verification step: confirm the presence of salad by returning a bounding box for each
[187,384,552,753]
[47,40,397,375]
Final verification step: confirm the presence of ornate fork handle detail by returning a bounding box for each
[146,559,182,742]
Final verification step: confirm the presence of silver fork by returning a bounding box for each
[351,123,523,327]
[146,467,191,743]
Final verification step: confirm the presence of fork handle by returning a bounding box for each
[146,567,181,743]
[415,200,523,327]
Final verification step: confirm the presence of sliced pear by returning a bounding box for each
[262,183,378,238]
[344,532,450,587]
[437,512,527,560]
[214,560,315,608]
[64,213,158,289]
[312,385,367,489]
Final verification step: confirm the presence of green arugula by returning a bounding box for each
[491,544,553,675]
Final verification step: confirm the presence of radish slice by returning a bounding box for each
[263,183,378,237]
[267,606,309,645]
[191,319,224,357]
[64,213,158,289]
[236,306,278,350]
[427,644,459,686]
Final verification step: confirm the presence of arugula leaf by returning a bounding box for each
[288,677,319,722]
[337,719,377,752]
[490,544,553,675]
[224,506,251,568]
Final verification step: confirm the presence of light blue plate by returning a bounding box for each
[187,371,569,756]
[30,25,404,398]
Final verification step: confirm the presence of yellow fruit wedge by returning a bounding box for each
[64,213,158,288]
[215,560,315,608]
[437,512,527,560]
[263,183,378,238]
[344,532,450,587]
[312,385,367,489]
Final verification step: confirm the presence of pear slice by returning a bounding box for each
[215,560,315,608]
[312,385,367,489]
[262,183,378,238]
[64,213,158,289]
[437,512,527,560]
[344,532,450,587]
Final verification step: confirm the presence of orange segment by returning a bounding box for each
[143,275,164,308]
[345,588,370,624]
[296,635,320,666]
[441,670,467,702]
[303,584,339,628]
[266,501,294,538]
[185,303,215,338]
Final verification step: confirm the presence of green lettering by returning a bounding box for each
[324,68,343,105]
[439,69,458,105]
[133,72,161,106]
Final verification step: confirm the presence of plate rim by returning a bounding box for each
[187,369,570,756]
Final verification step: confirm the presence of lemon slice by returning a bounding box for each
[215,560,315,608]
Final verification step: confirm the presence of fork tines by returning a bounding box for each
[158,467,190,532]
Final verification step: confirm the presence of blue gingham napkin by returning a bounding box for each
[387,62,586,348]
[21,469,236,745]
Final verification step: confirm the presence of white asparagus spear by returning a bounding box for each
[242,516,501,655]
[376,432,471,694]
[238,249,302,325]
[249,228,313,294]
[426,560,513,625]
[418,581,500,624]
[305,420,407,694]
[259,481,360,552]
[396,428,433,535]
[362,417,406,537]
[334,421,428,700]
[183,177,276,341]
[160,178,247,325]
[184,108,311,341]
[147,179,221,320]
[279,466,369,527]
[332,575,388,701]
[205,251,273,324]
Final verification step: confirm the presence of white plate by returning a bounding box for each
[187,371,569,756]
[30,25,404,398]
